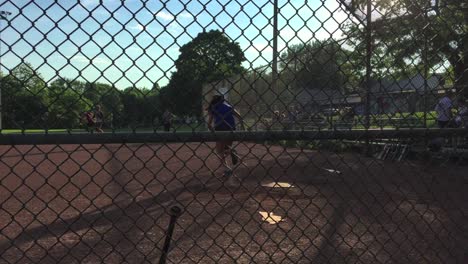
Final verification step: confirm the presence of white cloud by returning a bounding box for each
[168,23,182,34]
[280,28,314,41]
[81,0,119,7]
[129,23,145,31]
[179,11,193,19]
[156,11,174,21]
[71,55,110,65]
[280,27,337,42]
[92,57,110,65]
[155,11,194,22]
[246,42,273,56]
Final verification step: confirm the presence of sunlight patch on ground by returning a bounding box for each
[323,168,342,174]
[259,211,285,224]
[262,182,294,188]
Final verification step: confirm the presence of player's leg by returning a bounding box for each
[224,141,239,165]
[95,122,103,133]
[216,141,228,167]
[88,122,95,133]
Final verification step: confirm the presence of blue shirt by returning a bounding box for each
[210,101,236,129]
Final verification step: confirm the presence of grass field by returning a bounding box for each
[0,129,72,134]
[0,111,441,135]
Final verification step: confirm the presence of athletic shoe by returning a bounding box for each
[224,169,233,177]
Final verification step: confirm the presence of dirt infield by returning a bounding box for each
[0,142,467,263]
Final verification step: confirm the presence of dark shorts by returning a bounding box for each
[163,122,171,131]
[437,120,449,128]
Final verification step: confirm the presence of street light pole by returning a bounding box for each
[0,10,11,131]
[272,0,278,98]
[363,0,373,156]
[423,4,429,128]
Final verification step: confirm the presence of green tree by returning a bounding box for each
[119,87,159,128]
[343,0,468,95]
[1,63,48,128]
[164,29,245,116]
[48,78,91,128]
[139,87,160,127]
[279,40,357,92]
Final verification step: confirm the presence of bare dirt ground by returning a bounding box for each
[0,142,467,263]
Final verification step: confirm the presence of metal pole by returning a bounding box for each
[423,6,428,128]
[365,0,372,155]
[0,11,11,131]
[272,0,278,96]
[0,24,1,131]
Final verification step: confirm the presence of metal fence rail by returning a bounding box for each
[0,128,467,145]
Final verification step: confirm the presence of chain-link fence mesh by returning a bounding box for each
[0,0,467,263]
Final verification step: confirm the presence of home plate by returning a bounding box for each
[262,182,294,188]
[261,181,302,196]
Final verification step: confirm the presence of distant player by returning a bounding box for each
[435,90,454,128]
[82,111,95,132]
[94,105,104,133]
[455,98,468,128]
[206,95,243,175]
[162,110,173,132]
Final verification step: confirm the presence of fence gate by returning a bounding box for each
[1,0,467,263]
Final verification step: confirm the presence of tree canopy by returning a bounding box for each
[1,30,246,130]
[343,0,468,95]
[162,29,246,116]
[1,64,161,130]
[279,40,358,92]
[1,63,48,128]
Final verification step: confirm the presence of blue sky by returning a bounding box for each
[0,0,350,89]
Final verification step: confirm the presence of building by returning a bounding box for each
[368,74,444,114]
[296,88,361,114]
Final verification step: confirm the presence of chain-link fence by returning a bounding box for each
[1,0,467,263]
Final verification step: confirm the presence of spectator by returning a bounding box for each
[82,111,95,132]
[94,105,104,133]
[435,90,454,128]
[455,98,468,128]
[273,110,281,122]
[162,110,173,132]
